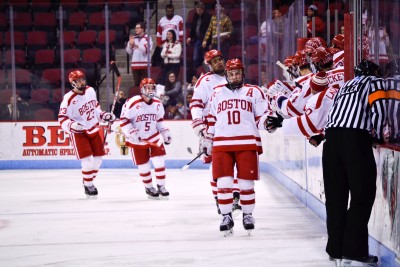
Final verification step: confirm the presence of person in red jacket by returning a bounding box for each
[306,5,326,38]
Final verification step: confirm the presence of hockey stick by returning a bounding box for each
[103,62,122,146]
[181,152,205,171]
[276,61,299,79]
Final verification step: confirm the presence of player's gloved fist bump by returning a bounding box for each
[200,134,213,156]
[101,112,116,122]
[161,128,172,145]
[191,119,205,137]
[128,128,140,143]
[70,122,85,133]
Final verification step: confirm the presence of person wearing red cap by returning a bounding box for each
[281,71,339,147]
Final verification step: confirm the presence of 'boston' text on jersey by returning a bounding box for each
[136,114,157,122]
[217,99,253,114]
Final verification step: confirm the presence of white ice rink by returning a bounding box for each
[0,169,335,267]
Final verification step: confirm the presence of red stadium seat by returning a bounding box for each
[76,30,97,50]
[30,88,51,104]
[5,31,25,49]
[64,49,81,68]
[34,49,55,72]
[86,12,105,31]
[40,68,61,89]
[67,12,87,32]
[82,48,101,64]
[62,31,77,49]
[12,12,32,32]
[5,49,26,68]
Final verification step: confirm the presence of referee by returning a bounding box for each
[322,60,386,266]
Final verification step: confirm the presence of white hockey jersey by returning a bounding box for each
[156,15,184,46]
[58,87,103,135]
[190,72,227,121]
[206,84,270,154]
[126,34,153,69]
[333,50,344,68]
[283,86,339,137]
[280,67,345,117]
[119,96,166,148]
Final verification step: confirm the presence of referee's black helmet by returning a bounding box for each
[354,60,382,77]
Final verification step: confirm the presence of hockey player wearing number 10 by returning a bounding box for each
[119,78,172,200]
[58,70,116,198]
[201,59,272,235]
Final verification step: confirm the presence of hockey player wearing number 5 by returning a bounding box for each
[119,78,172,200]
[58,70,116,198]
[200,59,272,235]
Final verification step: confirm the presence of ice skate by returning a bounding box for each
[242,213,255,235]
[214,196,221,214]
[220,213,234,237]
[145,187,160,200]
[232,192,242,217]
[343,255,378,267]
[83,184,98,199]
[157,185,169,199]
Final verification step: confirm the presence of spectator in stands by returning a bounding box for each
[0,95,28,121]
[160,29,182,85]
[126,22,153,86]
[176,91,193,120]
[110,91,127,119]
[186,2,211,69]
[157,3,184,46]
[186,75,198,93]
[202,3,233,60]
[164,98,183,120]
[306,5,326,38]
[161,71,183,108]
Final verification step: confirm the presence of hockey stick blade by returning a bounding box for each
[181,152,205,171]
[187,147,193,154]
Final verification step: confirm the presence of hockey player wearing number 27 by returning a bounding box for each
[58,70,116,198]
[200,59,274,235]
[119,78,172,200]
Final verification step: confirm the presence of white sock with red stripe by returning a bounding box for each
[138,162,153,188]
[152,156,166,186]
[217,176,234,215]
[209,165,217,197]
[81,156,94,186]
[238,179,255,214]
[232,177,240,194]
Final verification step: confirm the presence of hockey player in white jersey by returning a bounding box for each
[120,78,172,199]
[190,49,242,216]
[201,59,271,235]
[282,71,339,146]
[271,50,314,117]
[58,70,116,198]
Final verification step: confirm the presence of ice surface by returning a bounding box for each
[0,169,333,266]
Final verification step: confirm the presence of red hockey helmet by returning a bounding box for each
[204,49,223,64]
[312,37,327,47]
[304,39,319,54]
[311,46,333,67]
[284,56,296,67]
[331,34,344,50]
[68,70,86,90]
[293,50,309,68]
[140,78,156,99]
[225,58,244,89]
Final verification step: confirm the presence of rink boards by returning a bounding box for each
[0,120,399,265]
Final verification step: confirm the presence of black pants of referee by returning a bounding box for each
[322,128,377,259]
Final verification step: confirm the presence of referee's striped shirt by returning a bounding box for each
[325,75,386,140]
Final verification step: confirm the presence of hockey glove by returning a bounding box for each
[100,112,116,122]
[161,128,172,145]
[309,134,325,147]
[199,134,213,156]
[191,119,206,137]
[264,113,284,133]
[127,128,140,143]
[70,122,85,134]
